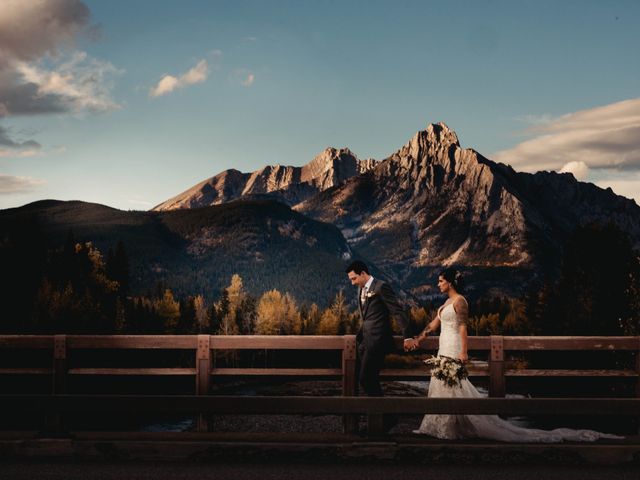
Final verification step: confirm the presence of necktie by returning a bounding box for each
[361,286,368,306]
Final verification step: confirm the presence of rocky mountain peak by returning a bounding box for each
[153,147,377,211]
[398,122,460,162]
[301,147,359,183]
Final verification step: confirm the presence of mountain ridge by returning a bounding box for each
[152,147,378,210]
[148,121,640,299]
[0,199,355,305]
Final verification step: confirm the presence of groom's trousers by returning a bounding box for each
[356,343,385,397]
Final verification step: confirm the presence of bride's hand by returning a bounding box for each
[403,338,418,352]
[458,352,468,363]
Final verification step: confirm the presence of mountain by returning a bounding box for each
[0,199,353,305]
[296,123,640,297]
[153,122,640,300]
[153,147,377,210]
[7,122,639,307]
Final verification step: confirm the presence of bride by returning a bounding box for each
[410,268,623,442]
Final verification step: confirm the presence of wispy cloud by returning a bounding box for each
[0,0,121,117]
[493,98,640,172]
[0,125,41,157]
[0,173,46,194]
[514,113,559,126]
[149,59,209,97]
[493,98,640,203]
[11,52,122,115]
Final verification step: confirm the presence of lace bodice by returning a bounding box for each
[437,302,462,358]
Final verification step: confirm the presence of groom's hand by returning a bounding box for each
[403,338,418,351]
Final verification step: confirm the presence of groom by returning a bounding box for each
[346,261,416,402]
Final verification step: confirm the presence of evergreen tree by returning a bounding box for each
[106,240,130,296]
[178,296,196,333]
[551,224,637,335]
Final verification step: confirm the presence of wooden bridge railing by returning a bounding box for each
[1,335,639,434]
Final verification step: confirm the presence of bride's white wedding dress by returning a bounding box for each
[413,302,623,442]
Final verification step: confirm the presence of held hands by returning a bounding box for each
[403,338,419,352]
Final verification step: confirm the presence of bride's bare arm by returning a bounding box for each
[454,296,469,362]
[417,315,441,342]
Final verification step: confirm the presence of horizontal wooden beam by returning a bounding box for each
[209,336,347,349]
[505,369,639,377]
[380,367,489,377]
[0,336,53,348]
[3,367,635,378]
[68,368,196,376]
[1,395,639,416]
[503,336,639,350]
[0,368,52,375]
[1,335,638,351]
[210,368,342,376]
[395,337,491,350]
[66,335,197,349]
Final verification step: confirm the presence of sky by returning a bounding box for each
[0,0,639,210]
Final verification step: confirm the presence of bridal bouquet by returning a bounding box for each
[424,355,468,388]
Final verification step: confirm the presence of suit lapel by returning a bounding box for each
[362,279,377,316]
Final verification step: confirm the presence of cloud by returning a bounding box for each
[231,69,255,87]
[0,173,46,194]
[515,113,558,126]
[0,126,68,158]
[8,52,122,115]
[493,98,640,173]
[0,125,41,154]
[558,161,590,181]
[0,0,90,64]
[149,59,209,97]
[0,125,41,157]
[0,0,121,117]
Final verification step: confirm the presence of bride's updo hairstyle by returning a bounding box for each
[440,268,464,293]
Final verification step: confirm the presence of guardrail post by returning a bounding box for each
[43,334,68,436]
[342,335,358,434]
[196,334,211,432]
[489,335,505,397]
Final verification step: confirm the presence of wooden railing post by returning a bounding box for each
[44,334,68,436]
[53,334,67,394]
[342,335,358,433]
[196,334,211,432]
[489,335,505,397]
[636,338,640,434]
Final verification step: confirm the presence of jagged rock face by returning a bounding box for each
[296,123,640,284]
[153,121,640,297]
[297,124,529,270]
[153,148,377,210]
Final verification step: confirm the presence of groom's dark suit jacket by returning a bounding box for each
[356,278,413,353]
